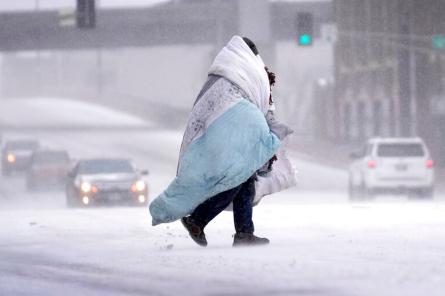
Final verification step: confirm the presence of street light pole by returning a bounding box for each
[35,0,42,96]
[397,0,415,137]
[409,39,418,136]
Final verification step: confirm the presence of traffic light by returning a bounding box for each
[296,12,313,46]
[77,0,96,29]
[433,35,445,49]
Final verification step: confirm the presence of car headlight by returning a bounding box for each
[138,195,146,203]
[82,196,90,205]
[80,182,92,193]
[132,180,146,192]
[135,180,146,191]
[7,154,16,163]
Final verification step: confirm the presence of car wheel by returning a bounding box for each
[348,172,363,201]
[66,196,74,208]
[66,193,73,207]
[424,187,434,199]
[137,199,149,207]
[356,183,374,201]
[26,178,37,192]
[412,187,434,200]
[66,190,78,208]
[348,178,359,201]
[363,187,375,200]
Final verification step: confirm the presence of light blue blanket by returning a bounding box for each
[149,99,280,225]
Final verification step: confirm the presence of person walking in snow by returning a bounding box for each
[149,36,295,247]
[181,50,287,247]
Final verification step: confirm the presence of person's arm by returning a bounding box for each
[265,110,293,140]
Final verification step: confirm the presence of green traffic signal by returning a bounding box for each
[299,34,312,46]
[433,35,445,49]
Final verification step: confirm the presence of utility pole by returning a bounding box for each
[0,56,3,100]
[35,0,42,96]
[397,0,415,137]
[96,0,102,94]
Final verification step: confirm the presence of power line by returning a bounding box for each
[338,30,445,56]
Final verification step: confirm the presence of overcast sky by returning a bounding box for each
[0,0,329,11]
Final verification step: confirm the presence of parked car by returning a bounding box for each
[66,158,149,207]
[349,137,434,200]
[26,149,71,191]
[1,140,40,176]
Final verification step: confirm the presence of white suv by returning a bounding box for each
[348,138,434,200]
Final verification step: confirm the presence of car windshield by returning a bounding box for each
[6,141,39,150]
[78,160,134,174]
[377,143,425,157]
[33,151,70,164]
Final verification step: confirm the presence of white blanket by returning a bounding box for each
[208,35,271,115]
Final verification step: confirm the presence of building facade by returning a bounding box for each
[334,0,445,163]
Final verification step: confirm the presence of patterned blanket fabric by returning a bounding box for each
[149,78,280,225]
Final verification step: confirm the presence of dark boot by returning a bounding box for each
[233,232,270,247]
[181,216,207,247]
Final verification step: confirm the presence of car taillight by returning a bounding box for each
[367,160,376,168]
[426,159,434,169]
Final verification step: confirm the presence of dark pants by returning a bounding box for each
[190,176,255,234]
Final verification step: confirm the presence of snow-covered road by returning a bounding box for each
[1,98,445,296]
[1,197,445,296]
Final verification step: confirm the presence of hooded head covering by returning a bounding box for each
[208,36,270,115]
[242,37,259,55]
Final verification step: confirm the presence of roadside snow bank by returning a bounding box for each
[0,97,151,128]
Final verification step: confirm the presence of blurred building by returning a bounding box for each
[0,0,333,132]
[334,0,445,163]
[0,1,332,51]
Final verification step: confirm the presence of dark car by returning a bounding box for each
[66,158,149,207]
[1,140,40,176]
[26,149,71,191]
